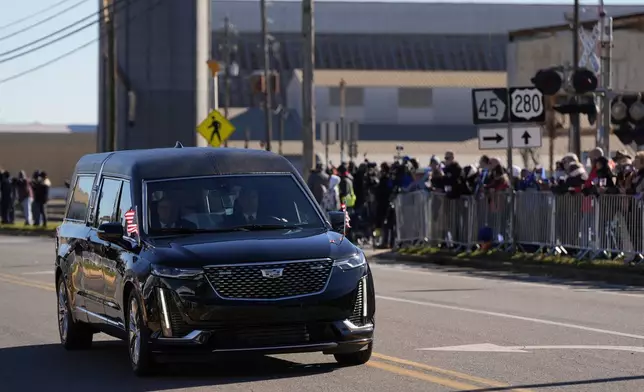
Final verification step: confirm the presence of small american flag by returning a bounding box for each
[341,203,351,229]
[124,208,138,235]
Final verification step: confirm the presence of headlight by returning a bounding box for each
[333,253,367,271]
[151,265,203,279]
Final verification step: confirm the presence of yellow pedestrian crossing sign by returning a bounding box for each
[196,109,236,147]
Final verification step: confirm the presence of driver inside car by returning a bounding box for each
[229,186,260,225]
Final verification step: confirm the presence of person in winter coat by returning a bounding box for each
[0,170,14,224]
[321,175,341,213]
[32,171,51,226]
[307,163,329,205]
[13,170,33,225]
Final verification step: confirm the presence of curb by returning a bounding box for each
[0,228,56,238]
[373,251,644,287]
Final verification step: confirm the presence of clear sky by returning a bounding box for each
[0,0,640,124]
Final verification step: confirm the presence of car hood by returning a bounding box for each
[143,228,358,267]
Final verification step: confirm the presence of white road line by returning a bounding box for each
[370,264,644,298]
[375,295,644,341]
[20,271,54,275]
[417,343,644,353]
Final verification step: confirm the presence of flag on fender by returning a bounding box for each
[124,207,139,235]
[341,203,351,228]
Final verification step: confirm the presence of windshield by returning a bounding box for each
[145,174,325,235]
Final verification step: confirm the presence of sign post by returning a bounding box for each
[347,121,359,160]
[319,121,338,167]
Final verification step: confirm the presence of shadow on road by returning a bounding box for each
[372,257,644,294]
[0,341,339,391]
[464,374,644,391]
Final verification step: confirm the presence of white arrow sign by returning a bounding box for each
[511,126,542,149]
[418,343,644,354]
[478,127,508,150]
[474,90,506,122]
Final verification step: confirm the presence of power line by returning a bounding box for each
[0,0,165,86]
[0,0,130,64]
[0,0,90,42]
[0,0,126,59]
[0,0,77,31]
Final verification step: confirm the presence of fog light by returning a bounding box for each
[362,277,368,318]
[157,288,173,337]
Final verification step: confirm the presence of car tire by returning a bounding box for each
[126,290,156,376]
[333,341,373,366]
[57,277,93,350]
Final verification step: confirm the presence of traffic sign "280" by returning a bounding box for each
[472,87,545,125]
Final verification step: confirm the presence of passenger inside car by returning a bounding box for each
[150,196,196,229]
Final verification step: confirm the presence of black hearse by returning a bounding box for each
[55,146,375,375]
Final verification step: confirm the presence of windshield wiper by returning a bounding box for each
[224,224,303,232]
[151,224,302,236]
[151,227,250,235]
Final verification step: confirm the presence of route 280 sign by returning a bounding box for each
[471,87,546,125]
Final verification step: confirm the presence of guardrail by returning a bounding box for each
[394,190,644,262]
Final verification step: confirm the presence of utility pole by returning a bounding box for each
[599,5,612,155]
[339,79,346,164]
[302,0,315,179]
[260,0,272,151]
[223,16,231,147]
[105,0,117,151]
[279,108,285,155]
[570,0,581,158]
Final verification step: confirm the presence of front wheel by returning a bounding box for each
[127,291,156,376]
[334,342,373,366]
[57,277,93,350]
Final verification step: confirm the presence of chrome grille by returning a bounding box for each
[204,259,334,300]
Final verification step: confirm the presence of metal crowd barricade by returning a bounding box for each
[595,193,644,259]
[394,190,430,246]
[394,190,644,262]
[514,191,554,251]
[472,191,514,250]
[425,193,476,250]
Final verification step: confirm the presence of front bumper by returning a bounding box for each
[143,267,375,360]
[149,319,373,361]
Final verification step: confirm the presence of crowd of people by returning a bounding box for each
[306,147,644,248]
[0,169,52,226]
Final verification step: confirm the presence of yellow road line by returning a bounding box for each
[0,274,55,291]
[368,360,480,390]
[373,352,532,391]
[0,272,531,391]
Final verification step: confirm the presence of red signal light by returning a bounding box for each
[571,69,598,94]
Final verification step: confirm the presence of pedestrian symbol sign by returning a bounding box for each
[196,109,235,147]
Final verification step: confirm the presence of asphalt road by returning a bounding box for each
[1,235,644,391]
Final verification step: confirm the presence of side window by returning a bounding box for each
[116,181,132,227]
[66,175,96,221]
[95,178,122,227]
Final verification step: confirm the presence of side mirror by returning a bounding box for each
[97,222,124,242]
[328,211,346,233]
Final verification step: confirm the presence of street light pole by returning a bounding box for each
[260,0,272,151]
[570,0,581,158]
[301,0,315,179]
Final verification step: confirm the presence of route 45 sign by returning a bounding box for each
[472,87,545,125]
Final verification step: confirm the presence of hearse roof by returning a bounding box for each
[74,147,299,180]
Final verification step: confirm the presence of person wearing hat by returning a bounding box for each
[32,170,51,227]
[613,150,635,193]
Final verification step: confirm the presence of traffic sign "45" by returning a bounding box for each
[472,87,545,125]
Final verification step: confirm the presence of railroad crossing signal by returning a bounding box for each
[472,87,545,125]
